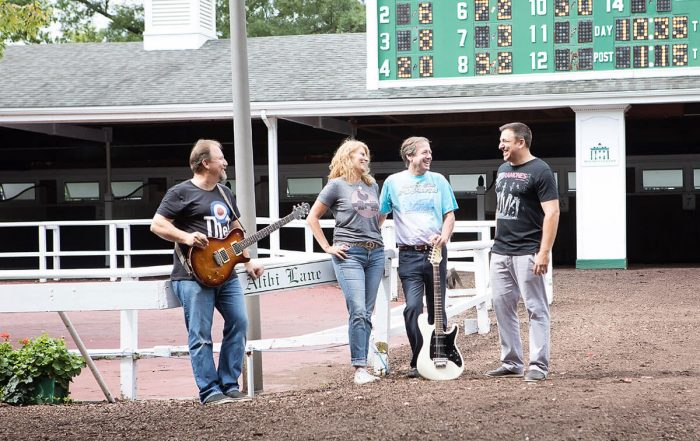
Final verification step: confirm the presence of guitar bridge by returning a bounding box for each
[213,248,230,266]
[433,358,448,368]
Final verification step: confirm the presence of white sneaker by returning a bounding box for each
[354,368,380,385]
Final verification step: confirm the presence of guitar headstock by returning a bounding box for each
[292,202,310,219]
[428,245,442,265]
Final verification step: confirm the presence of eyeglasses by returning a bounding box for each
[499,138,521,144]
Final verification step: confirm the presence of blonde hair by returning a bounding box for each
[328,139,375,186]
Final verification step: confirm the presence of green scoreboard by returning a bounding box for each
[366,0,700,88]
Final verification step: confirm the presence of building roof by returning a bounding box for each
[1,33,699,122]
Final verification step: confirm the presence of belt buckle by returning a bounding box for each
[366,241,376,250]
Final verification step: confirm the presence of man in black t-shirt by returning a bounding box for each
[151,139,264,405]
[485,123,560,383]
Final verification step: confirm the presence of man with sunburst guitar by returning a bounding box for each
[379,136,460,380]
[151,139,264,405]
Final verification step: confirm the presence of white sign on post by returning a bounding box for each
[238,255,336,295]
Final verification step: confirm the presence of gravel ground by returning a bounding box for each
[1,266,698,441]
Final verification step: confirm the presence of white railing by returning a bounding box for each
[0,218,503,400]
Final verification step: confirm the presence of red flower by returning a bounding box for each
[19,338,30,346]
[0,332,9,341]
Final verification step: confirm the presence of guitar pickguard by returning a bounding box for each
[429,328,463,368]
[416,313,465,381]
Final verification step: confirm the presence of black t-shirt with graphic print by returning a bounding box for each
[492,158,558,256]
[156,180,241,280]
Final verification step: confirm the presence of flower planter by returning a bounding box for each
[1,333,84,405]
[34,377,68,404]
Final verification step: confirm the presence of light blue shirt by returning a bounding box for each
[379,170,458,246]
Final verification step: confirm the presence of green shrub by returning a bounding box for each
[0,332,85,405]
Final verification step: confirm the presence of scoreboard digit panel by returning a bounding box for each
[370,0,700,88]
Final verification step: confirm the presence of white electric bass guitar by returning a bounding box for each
[416,245,464,381]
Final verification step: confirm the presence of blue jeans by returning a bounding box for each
[397,247,447,368]
[172,277,248,403]
[332,246,385,367]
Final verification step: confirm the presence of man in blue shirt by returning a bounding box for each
[379,136,458,378]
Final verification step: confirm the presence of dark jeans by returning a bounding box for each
[397,247,448,368]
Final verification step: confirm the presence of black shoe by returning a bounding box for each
[406,367,421,378]
[485,366,523,378]
[224,389,252,401]
[524,370,546,383]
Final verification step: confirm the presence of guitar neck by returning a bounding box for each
[433,263,444,335]
[232,212,297,254]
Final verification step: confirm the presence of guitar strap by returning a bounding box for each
[174,243,193,276]
[217,183,246,234]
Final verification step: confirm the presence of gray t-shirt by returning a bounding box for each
[317,178,383,246]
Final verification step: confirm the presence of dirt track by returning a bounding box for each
[1,267,698,440]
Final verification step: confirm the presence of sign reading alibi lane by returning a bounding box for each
[366,0,700,88]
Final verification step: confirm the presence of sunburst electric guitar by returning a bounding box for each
[189,203,309,287]
[416,245,464,380]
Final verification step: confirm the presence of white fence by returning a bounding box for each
[0,218,507,400]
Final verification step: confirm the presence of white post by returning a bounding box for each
[38,225,47,283]
[246,350,255,398]
[119,309,138,400]
[573,105,629,269]
[109,224,118,281]
[305,227,314,253]
[52,226,61,278]
[545,259,553,305]
[261,111,281,256]
[380,222,398,300]
[122,224,132,269]
[370,251,394,376]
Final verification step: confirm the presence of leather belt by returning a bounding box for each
[338,241,382,250]
[398,245,430,252]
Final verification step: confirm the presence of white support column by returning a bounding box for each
[119,309,138,400]
[572,105,629,269]
[370,250,394,376]
[261,111,281,256]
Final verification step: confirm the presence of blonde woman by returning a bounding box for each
[307,139,385,385]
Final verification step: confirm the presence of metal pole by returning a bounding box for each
[58,311,116,403]
[230,0,263,393]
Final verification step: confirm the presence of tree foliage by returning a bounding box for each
[220,0,366,39]
[48,0,144,43]
[0,0,50,57]
[7,0,365,45]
